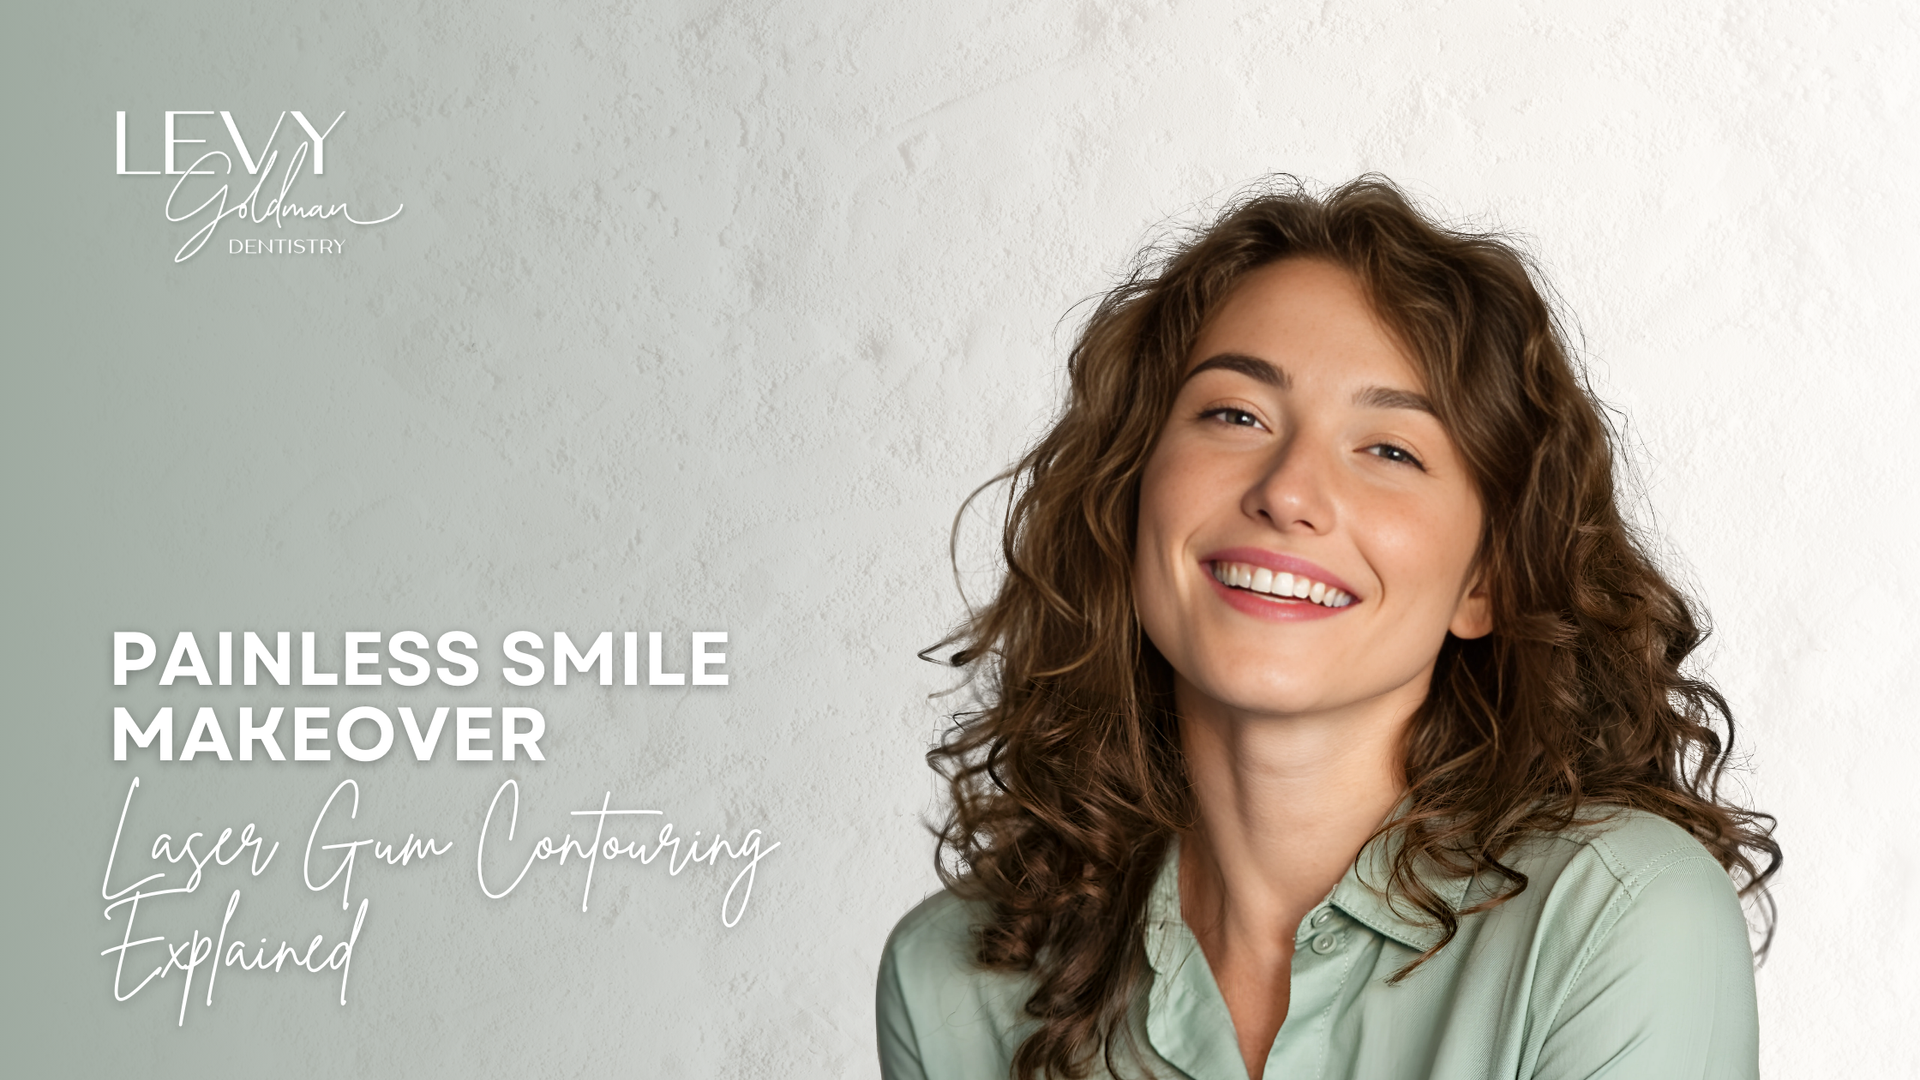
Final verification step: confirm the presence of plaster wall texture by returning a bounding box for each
[3,1,1915,1077]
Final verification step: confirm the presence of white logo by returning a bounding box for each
[115,110,404,263]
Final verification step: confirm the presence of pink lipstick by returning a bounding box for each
[1200,547,1360,622]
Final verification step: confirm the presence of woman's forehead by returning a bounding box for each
[1186,259,1426,392]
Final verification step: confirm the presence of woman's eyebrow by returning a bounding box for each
[1184,352,1290,387]
[1353,385,1436,415]
[1183,355,1434,415]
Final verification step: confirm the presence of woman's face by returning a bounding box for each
[1133,257,1491,722]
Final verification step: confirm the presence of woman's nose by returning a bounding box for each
[1241,435,1336,534]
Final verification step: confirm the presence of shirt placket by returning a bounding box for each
[1261,900,1362,1080]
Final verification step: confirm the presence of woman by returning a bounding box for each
[875,177,1779,1080]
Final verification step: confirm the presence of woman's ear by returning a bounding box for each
[1449,570,1493,640]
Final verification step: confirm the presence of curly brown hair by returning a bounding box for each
[923,175,1781,1080]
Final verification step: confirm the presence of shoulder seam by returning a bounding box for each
[1557,810,1719,897]
[1596,840,1715,896]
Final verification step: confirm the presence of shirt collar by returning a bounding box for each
[1128,818,1459,1068]
[1144,813,1473,961]
[1141,836,1246,1080]
[1136,816,1474,1078]
[1328,819,1475,953]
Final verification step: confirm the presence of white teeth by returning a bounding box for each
[1210,561,1353,609]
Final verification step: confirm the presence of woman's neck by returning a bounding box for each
[1176,673,1419,952]
[1174,674,1424,1080]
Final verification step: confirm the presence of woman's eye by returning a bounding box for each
[1366,442,1426,469]
[1200,407,1265,429]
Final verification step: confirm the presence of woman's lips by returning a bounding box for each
[1202,548,1360,597]
[1200,547,1360,622]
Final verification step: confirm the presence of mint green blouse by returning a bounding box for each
[875,809,1757,1080]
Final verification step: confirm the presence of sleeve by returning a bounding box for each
[1530,855,1759,1080]
[876,922,930,1080]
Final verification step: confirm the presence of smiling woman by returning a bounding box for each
[875,177,1781,1080]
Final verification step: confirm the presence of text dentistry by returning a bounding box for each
[228,238,344,254]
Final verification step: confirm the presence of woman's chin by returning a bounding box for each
[1179,677,1347,721]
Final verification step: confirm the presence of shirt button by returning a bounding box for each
[1311,908,1334,927]
[1311,932,1339,955]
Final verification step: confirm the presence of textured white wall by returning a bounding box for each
[4,1,1915,1075]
